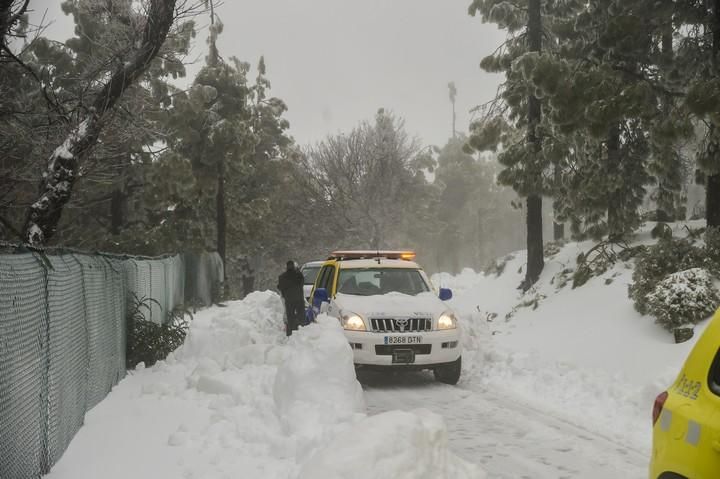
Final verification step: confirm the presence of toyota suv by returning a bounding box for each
[307,250,462,384]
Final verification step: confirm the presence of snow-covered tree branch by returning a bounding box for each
[22,0,178,246]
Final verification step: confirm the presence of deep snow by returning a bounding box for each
[45,224,705,478]
[433,222,707,452]
[45,292,482,479]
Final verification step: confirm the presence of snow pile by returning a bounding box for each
[273,315,365,450]
[433,227,710,451]
[298,409,485,479]
[46,291,484,479]
[646,267,720,330]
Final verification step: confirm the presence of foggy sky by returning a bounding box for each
[32,0,505,148]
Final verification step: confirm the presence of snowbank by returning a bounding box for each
[298,409,485,479]
[433,225,710,451]
[273,315,365,451]
[45,291,483,479]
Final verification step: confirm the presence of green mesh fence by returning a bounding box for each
[0,249,220,479]
[184,252,224,306]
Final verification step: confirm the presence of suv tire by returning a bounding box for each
[434,356,461,385]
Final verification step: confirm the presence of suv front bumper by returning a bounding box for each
[344,329,461,367]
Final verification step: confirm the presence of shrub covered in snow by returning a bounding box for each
[629,238,704,314]
[645,268,720,331]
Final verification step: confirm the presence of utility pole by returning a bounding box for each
[448,82,457,139]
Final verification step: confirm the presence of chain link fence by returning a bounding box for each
[0,248,223,479]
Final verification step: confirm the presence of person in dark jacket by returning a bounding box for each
[277,260,305,336]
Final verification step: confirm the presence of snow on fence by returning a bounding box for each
[0,248,222,479]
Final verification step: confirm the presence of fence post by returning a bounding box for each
[31,251,52,474]
[69,253,90,425]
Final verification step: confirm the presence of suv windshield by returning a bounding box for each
[337,268,429,296]
[301,266,321,285]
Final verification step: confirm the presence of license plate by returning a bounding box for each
[384,335,422,345]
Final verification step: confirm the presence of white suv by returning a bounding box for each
[308,251,462,384]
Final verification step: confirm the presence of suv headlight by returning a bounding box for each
[437,312,457,330]
[341,312,366,331]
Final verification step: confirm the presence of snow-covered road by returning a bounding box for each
[361,370,648,479]
[44,258,677,479]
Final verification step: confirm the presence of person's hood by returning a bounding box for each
[334,292,449,319]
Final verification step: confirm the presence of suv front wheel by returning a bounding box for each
[434,356,461,385]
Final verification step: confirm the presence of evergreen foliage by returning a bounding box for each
[125,295,192,369]
[466,0,702,243]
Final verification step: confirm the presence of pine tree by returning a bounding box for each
[473,0,694,242]
[681,0,720,228]
[467,0,554,288]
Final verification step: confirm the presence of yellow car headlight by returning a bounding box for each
[342,312,366,331]
[437,312,457,330]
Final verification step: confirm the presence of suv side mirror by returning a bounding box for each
[313,288,330,308]
[439,288,453,301]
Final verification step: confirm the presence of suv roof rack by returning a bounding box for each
[328,250,416,261]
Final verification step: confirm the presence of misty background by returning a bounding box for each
[32,0,506,147]
[7,0,530,296]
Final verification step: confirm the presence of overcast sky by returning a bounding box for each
[33,0,505,148]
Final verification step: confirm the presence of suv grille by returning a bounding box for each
[371,318,432,333]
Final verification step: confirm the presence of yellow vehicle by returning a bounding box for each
[649,311,720,479]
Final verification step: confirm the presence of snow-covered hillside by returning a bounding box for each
[434,223,708,451]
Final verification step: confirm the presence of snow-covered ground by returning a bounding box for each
[45,292,480,479]
[45,225,703,478]
[432,222,706,454]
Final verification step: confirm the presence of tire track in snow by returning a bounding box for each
[359,370,648,479]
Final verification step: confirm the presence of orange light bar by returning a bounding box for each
[329,250,416,261]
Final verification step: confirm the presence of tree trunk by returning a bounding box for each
[526,194,544,285]
[110,188,125,235]
[216,160,227,298]
[552,165,564,240]
[708,0,720,228]
[655,22,676,221]
[523,0,544,289]
[553,217,564,241]
[708,173,720,228]
[23,0,177,245]
[607,123,622,239]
